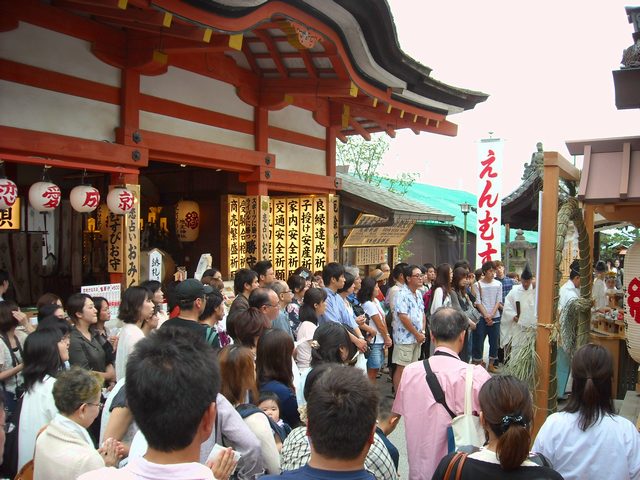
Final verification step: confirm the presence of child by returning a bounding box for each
[257,392,291,451]
[377,396,400,472]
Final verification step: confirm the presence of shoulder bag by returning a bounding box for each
[443,451,467,480]
[423,354,485,452]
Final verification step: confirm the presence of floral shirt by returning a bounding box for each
[392,285,425,345]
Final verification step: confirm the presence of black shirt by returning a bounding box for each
[432,452,564,480]
[162,317,220,348]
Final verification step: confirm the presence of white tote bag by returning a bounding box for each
[451,365,485,449]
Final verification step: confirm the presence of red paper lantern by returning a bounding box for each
[175,200,200,242]
[107,187,135,215]
[70,185,101,213]
[29,181,61,212]
[0,178,18,210]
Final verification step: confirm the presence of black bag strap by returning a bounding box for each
[0,334,24,392]
[423,356,456,419]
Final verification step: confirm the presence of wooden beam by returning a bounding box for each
[300,49,318,79]
[620,142,631,199]
[0,126,147,167]
[241,42,261,75]
[0,152,138,175]
[384,125,396,138]
[533,162,561,438]
[254,29,288,78]
[260,78,355,98]
[239,167,337,194]
[255,106,268,152]
[120,68,140,134]
[349,118,371,141]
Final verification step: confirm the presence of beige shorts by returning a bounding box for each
[392,342,421,366]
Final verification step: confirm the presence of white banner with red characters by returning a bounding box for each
[475,138,504,267]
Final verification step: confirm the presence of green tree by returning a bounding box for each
[336,134,418,195]
[599,226,639,261]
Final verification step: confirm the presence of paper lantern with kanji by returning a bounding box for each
[29,181,61,212]
[106,187,135,215]
[0,178,18,210]
[175,200,200,242]
[70,185,101,213]
[625,239,640,363]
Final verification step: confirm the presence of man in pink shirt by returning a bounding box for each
[392,307,491,479]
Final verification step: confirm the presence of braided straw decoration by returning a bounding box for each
[548,197,592,414]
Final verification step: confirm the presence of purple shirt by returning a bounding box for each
[392,346,491,479]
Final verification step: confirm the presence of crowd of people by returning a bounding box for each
[0,257,636,480]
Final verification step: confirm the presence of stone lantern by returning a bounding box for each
[507,229,534,275]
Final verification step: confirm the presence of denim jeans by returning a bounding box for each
[472,317,500,362]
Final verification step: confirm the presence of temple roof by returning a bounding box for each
[42,0,487,140]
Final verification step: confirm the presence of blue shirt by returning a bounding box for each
[319,287,358,329]
[497,276,515,302]
[392,285,425,345]
[260,380,300,427]
[273,309,294,339]
[262,465,374,480]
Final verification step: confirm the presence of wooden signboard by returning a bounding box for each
[343,214,415,247]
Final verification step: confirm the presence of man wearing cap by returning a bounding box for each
[501,263,536,362]
[162,279,220,347]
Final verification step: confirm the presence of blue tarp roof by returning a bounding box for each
[375,177,539,244]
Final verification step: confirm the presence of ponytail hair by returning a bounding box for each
[564,343,614,430]
[479,375,533,470]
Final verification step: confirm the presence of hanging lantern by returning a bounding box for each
[70,185,101,213]
[106,187,135,215]
[0,178,18,210]
[175,200,200,242]
[29,181,61,212]
[625,239,640,363]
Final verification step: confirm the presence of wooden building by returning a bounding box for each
[0,0,487,303]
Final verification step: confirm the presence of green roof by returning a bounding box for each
[375,178,539,245]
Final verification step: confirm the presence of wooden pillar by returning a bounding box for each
[533,163,560,437]
[255,106,268,152]
[326,126,338,177]
[584,204,595,285]
[246,181,268,196]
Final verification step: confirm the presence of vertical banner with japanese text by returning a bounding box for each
[227,196,241,278]
[313,196,327,272]
[286,198,300,273]
[299,197,313,271]
[107,212,124,273]
[245,197,259,268]
[476,138,504,267]
[272,198,287,280]
[124,184,140,287]
[258,196,271,262]
[237,197,248,270]
[327,194,339,263]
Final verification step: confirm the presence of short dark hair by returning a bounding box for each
[257,391,281,410]
[119,286,150,324]
[423,263,435,271]
[337,272,355,294]
[199,289,224,321]
[322,262,344,287]
[230,308,265,348]
[453,260,471,272]
[481,261,496,274]
[569,269,580,280]
[36,293,61,310]
[392,263,408,282]
[0,270,9,285]
[37,315,70,333]
[253,260,272,279]
[126,327,220,452]
[23,328,66,392]
[403,264,421,280]
[307,365,378,460]
[140,280,162,298]
[430,307,467,341]
[66,293,92,324]
[287,274,306,294]
[234,268,258,295]
[248,288,271,309]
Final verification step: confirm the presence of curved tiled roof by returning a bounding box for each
[183,0,489,115]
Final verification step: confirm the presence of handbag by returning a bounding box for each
[443,452,467,480]
[423,354,485,452]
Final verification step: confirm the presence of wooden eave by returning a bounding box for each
[0,0,486,141]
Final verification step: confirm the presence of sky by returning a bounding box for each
[380,1,640,196]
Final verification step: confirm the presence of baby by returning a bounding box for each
[257,392,291,451]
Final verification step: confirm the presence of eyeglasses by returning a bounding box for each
[409,273,422,278]
[262,303,279,309]
[85,401,104,409]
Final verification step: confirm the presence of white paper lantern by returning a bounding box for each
[0,178,18,210]
[175,200,200,242]
[70,185,101,213]
[29,181,61,212]
[106,187,135,215]
[625,239,640,363]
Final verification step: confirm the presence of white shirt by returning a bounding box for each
[362,299,385,344]
[533,411,640,480]
[558,279,579,312]
[115,324,145,382]
[501,285,536,348]
[78,456,215,480]
[430,287,452,316]
[18,376,58,470]
[592,277,607,310]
